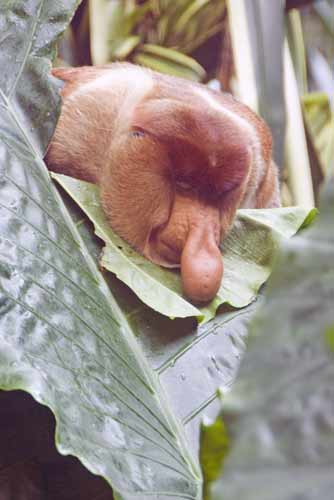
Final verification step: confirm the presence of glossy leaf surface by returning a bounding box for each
[0,1,199,498]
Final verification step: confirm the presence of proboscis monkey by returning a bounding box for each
[46,63,280,303]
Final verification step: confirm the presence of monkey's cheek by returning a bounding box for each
[180,247,223,304]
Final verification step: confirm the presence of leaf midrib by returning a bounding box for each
[8,0,45,100]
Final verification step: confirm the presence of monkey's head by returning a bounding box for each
[47,65,276,304]
[100,94,253,304]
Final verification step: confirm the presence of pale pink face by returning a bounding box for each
[101,95,253,302]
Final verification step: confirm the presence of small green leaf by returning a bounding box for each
[140,43,206,76]
[134,52,203,81]
[324,325,334,353]
[200,416,229,500]
[133,43,206,81]
[123,2,152,34]
[174,0,211,34]
[109,36,141,59]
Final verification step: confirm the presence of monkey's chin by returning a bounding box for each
[143,239,181,269]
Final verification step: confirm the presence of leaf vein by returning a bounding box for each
[8,0,45,100]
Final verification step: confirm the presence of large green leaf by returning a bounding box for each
[56,167,261,474]
[0,2,264,498]
[209,179,334,500]
[53,174,315,323]
[0,1,201,497]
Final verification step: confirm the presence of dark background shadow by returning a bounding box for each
[0,390,113,500]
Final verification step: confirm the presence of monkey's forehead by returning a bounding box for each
[133,93,254,154]
[58,63,271,166]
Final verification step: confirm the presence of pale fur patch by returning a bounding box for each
[72,65,154,113]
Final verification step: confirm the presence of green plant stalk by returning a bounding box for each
[226,0,259,111]
[287,8,308,95]
[89,0,116,64]
[284,41,315,207]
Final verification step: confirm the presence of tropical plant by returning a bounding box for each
[87,0,227,81]
[0,1,333,499]
[0,2,312,498]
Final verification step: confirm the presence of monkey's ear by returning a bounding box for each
[51,66,112,82]
[51,67,90,97]
[51,66,112,97]
[52,67,80,82]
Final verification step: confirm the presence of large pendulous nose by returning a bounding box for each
[180,221,223,303]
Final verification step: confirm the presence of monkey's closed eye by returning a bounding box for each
[130,129,146,138]
[175,180,194,191]
[221,180,240,194]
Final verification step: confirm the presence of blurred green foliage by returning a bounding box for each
[89,0,226,81]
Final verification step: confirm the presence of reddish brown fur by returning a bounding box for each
[46,63,280,303]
